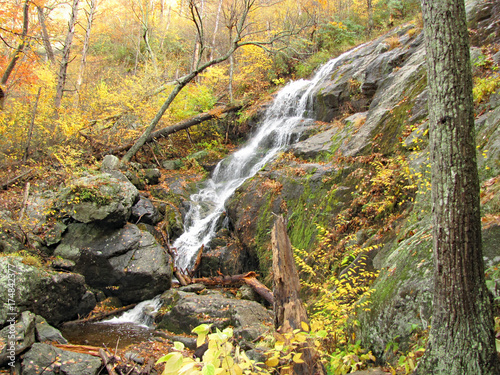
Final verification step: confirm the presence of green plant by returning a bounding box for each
[68,184,112,207]
[157,322,328,375]
[328,341,376,375]
[157,324,269,375]
[385,327,427,374]
[473,73,500,104]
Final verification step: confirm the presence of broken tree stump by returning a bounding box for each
[272,215,309,332]
[271,215,326,375]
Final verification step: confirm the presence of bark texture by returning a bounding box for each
[272,215,325,375]
[415,1,500,373]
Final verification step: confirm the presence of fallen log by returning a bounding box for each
[191,271,274,305]
[53,343,102,357]
[61,304,137,326]
[106,104,243,156]
[0,168,33,190]
[243,274,274,305]
[272,215,326,375]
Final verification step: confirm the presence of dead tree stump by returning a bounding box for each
[271,215,326,375]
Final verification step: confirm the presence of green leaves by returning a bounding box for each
[192,323,212,348]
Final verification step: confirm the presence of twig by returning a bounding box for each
[99,348,119,375]
[1,169,33,190]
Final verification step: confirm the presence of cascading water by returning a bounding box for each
[103,295,162,327]
[174,47,360,270]
[61,48,363,347]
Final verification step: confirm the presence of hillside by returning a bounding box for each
[0,0,499,373]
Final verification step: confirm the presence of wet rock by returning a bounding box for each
[50,258,76,272]
[157,292,273,342]
[468,0,500,46]
[290,126,344,159]
[54,223,172,304]
[200,242,258,277]
[35,315,68,344]
[22,343,102,375]
[0,311,36,366]
[131,196,160,225]
[55,172,139,228]
[0,257,95,326]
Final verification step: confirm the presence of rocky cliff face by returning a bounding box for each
[206,0,500,359]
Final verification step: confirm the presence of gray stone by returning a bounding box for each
[50,258,76,272]
[101,154,122,172]
[54,223,172,303]
[35,315,68,344]
[157,292,272,343]
[22,343,102,375]
[0,258,95,326]
[237,284,260,302]
[0,311,36,366]
[44,221,67,247]
[290,126,344,159]
[131,196,160,225]
[144,168,161,185]
[55,172,139,228]
[162,160,178,170]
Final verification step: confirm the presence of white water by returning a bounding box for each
[173,48,359,271]
[103,295,162,327]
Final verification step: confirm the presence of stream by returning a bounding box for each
[63,46,360,346]
[173,46,360,271]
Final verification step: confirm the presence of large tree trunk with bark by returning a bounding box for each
[415,1,500,374]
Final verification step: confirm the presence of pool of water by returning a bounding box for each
[60,322,156,347]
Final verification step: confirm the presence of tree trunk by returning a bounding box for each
[75,0,98,97]
[0,87,4,110]
[272,215,325,375]
[23,87,42,162]
[415,1,500,374]
[37,6,56,65]
[1,0,29,86]
[55,0,80,108]
[109,104,241,156]
[272,215,308,332]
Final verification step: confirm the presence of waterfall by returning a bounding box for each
[173,48,359,270]
[103,295,162,327]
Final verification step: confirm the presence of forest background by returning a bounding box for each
[0,0,420,180]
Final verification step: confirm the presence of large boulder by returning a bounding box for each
[0,257,95,326]
[0,311,36,366]
[55,172,139,228]
[22,343,102,375]
[54,223,172,303]
[157,290,273,342]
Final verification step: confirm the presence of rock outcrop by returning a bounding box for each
[0,257,95,326]
[157,289,273,343]
[54,222,172,303]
